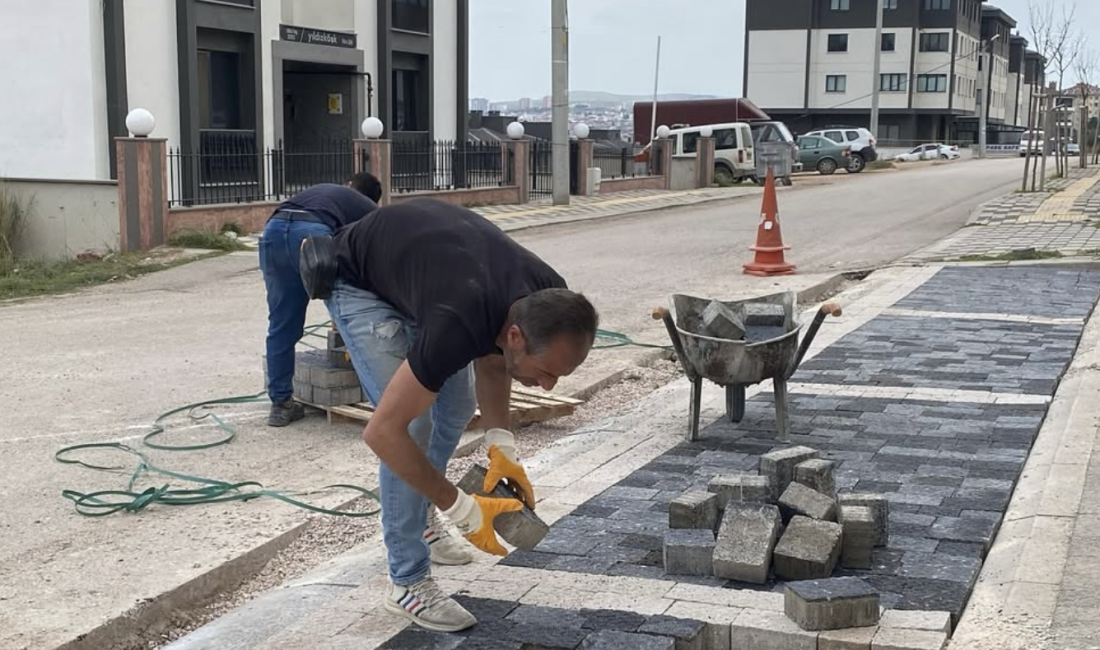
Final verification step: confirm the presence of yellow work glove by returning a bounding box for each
[483,428,536,510]
[441,490,523,556]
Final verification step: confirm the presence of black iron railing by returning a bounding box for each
[529,140,553,196]
[593,147,635,180]
[391,139,505,193]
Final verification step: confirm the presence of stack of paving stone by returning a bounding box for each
[291,327,365,406]
[663,445,891,586]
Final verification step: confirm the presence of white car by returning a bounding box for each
[802,126,878,172]
[894,143,960,162]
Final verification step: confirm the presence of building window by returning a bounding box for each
[885,0,898,8]
[392,0,431,33]
[831,0,850,10]
[924,0,950,9]
[917,74,948,92]
[826,75,847,93]
[920,33,950,52]
[828,34,849,52]
[197,50,242,129]
[882,33,896,52]
[880,73,907,91]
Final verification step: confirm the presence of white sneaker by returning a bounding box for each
[426,509,473,566]
[383,577,477,632]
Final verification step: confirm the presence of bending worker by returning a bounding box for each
[260,173,381,427]
[300,198,598,632]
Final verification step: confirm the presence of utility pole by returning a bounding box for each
[869,0,885,137]
[551,0,569,205]
[979,47,989,159]
[649,36,662,148]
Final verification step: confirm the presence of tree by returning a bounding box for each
[1028,0,1078,177]
[1073,49,1099,164]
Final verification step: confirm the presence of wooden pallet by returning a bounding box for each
[309,388,584,428]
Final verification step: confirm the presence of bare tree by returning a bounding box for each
[1073,48,1099,165]
[1028,0,1078,177]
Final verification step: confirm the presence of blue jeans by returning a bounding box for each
[259,216,333,402]
[325,279,476,586]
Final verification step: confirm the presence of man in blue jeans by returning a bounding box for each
[302,198,598,632]
[260,173,380,427]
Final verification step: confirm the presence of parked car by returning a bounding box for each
[1067,141,1081,155]
[643,122,759,184]
[894,143,960,162]
[1019,131,1045,156]
[802,126,878,173]
[796,135,851,175]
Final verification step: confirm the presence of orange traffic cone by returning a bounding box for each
[743,167,796,277]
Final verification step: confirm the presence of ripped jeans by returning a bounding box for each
[324,279,476,586]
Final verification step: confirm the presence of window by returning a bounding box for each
[823,130,844,143]
[392,66,426,130]
[883,124,901,141]
[920,33,949,52]
[831,0,850,10]
[392,0,431,33]
[882,33,896,52]
[681,132,699,154]
[826,75,847,93]
[828,34,849,52]
[799,136,822,148]
[197,50,242,129]
[880,73,907,91]
[917,74,948,92]
[845,131,861,142]
[924,0,950,9]
[714,129,737,150]
[884,0,898,8]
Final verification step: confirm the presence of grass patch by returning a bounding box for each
[0,250,218,301]
[1079,248,1100,256]
[0,180,32,276]
[957,249,1064,263]
[867,160,896,171]
[169,229,248,252]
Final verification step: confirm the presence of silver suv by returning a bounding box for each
[802,126,878,173]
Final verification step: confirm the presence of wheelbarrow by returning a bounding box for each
[652,292,842,442]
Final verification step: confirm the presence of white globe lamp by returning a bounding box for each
[361,117,384,139]
[700,125,714,138]
[656,125,671,139]
[574,122,590,140]
[125,108,156,138]
[506,121,526,140]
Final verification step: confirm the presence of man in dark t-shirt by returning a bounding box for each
[322,198,598,633]
[260,173,380,427]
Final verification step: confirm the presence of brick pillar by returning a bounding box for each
[116,137,169,252]
[652,138,674,189]
[696,136,715,188]
[354,139,392,205]
[575,139,595,196]
[505,139,530,204]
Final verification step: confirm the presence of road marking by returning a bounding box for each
[882,307,1084,326]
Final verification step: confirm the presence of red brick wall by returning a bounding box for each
[599,176,666,194]
[168,203,278,236]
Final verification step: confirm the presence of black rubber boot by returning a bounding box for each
[267,397,305,427]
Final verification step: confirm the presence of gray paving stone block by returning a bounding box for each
[870,627,946,650]
[637,615,706,650]
[779,482,838,522]
[456,465,550,551]
[774,516,843,581]
[327,347,353,369]
[292,379,313,404]
[731,609,819,650]
[712,503,782,584]
[580,609,647,632]
[708,474,773,507]
[309,363,360,389]
[795,458,837,496]
[506,622,589,650]
[761,446,821,499]
[507,604,586,628]
[311,385,363,406]
[839,493,890,547]
[702,299,746,340]
[580,630,675,650]
[668,490,719,530]
[785,577,881,631]
[839,506,876,570]
[663,528,715,576]
[818,626,878,650]
[327,328,344,351]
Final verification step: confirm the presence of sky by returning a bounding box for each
[468,0,1099,102]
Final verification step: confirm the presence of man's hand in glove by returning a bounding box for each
[441,490,523,556]
[482,428,535,509]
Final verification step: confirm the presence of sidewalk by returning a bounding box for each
[164,262,1100,650]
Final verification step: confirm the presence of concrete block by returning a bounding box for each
[702,299,745,340]
[760,446,820,499]
[871,628,947,650]
[669,490,719,530]
[779,483,837,522]
[731,608,818,650]
[838,493,890,547]
[294,349,328,377]
[773,516,843,581]
[794,459,836,496]
[580,630,675,650]
[292,380,313,404]
[663,529,715,576]
[839,506,876,570]
[708,474,773,507]
[311,385,363,406]
[327,328,344,351]
[784,578,881,631]
[310,364,360,389]
[637,616,706,650]
[457,464,550,551]
[744,302,787,326]
[877,610,951,635]
[819,626,878,650]
[328,347,354,369]
[712,503,782,584]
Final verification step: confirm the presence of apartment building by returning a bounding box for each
[744,0,1024,143]
[0,0,469,185]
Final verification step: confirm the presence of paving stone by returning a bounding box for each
[327,347,353,369]
[457,638,524,650]
[731,608,819,650]
[311,385,364,406]
[506,622,589,650]
[292,379,313,404]
[779,482,838,523]
[927,515,999,549]
[546,555,617,574]
[668,490,719,530]
[712,503,782,584]
[708,473,773,507]
[795,459,837,496]
[898,552,981,586]
[507,605,586,628]
[580,609,646,633]
[760,446,821,499]
[839,493,890,547]
[457,465,550,551]
[773,516,843,581]
[378,627,465,650]
[878,610,951,634]
[663,528,715,576]
[580,630,675,650]
[498,549,557,569]
[452,595,520,621]
[310,364,359,388]
[785,577,881,631]
[702,299,746,340]
[870,627,946,650]
[839,506,876,569]
[818,626,879,650]
[637,616,706,650]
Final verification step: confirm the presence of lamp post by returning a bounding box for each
[361,117,384,139]
[125,108,156,138]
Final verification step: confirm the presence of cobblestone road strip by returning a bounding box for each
[969,167,1100,226]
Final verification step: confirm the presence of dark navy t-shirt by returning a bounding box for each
[334,198,566,392]
[275,184,377,231]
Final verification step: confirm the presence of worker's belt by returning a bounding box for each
[271,209,326,225]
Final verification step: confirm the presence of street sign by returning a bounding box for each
[279,24,357,49]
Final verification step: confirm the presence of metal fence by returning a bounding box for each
[529,140,553,196]
[392,139,505,193]
[592,148,634,180]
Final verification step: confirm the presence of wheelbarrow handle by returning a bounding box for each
[786,302,843,379]
[652,306,696,381]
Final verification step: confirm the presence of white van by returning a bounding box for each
[668,123,757,184]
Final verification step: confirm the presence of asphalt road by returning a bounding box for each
[0,157,1025,649]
